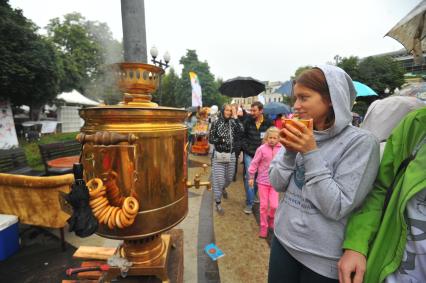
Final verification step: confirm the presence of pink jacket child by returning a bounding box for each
[248,143,282,186]
[248,142,282,238]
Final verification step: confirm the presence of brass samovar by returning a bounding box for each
[77,62,188,282]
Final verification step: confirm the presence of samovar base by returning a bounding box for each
[105,234,172,282]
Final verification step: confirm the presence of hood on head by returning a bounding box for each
[219,104,230,120]
[315,65,356,140]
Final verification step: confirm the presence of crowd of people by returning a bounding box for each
[185,65,426,283]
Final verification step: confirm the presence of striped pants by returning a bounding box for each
[211,152,236,203]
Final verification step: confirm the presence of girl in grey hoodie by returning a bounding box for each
[268,66,380,282]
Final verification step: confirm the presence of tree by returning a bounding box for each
[152,68,180,107]
[291,65,313,79]
[357,56,405,96]
[213,77,230,107]
[337,55,405,96]
[337,56,360,80]
[333,55,342,65]
[83,65,121,105]
[46,12,122,103]
[177,49,229,107]
[0,0,61,120]
[82,20,123,103]
[46,13,101,93]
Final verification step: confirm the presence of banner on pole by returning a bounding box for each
[189,72,202,107]
[0,100,19,149]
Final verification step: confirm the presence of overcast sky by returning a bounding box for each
[9,0,422,82]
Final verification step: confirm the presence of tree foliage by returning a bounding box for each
[0,0,61,119]
[338,55,405,96]
[177,50,229,107]
[357,56,405,96]
[46,12,123,103]
[292,65,313,79]
[46,13,102,93]
[152,50,229,108]
[81,19,123,103]
[1,2,229,111]
[337,56,360,80]
[152,67,180,107]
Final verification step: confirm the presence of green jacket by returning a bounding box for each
[342,107,426,283]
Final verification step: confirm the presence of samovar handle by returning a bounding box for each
[77,132,138,145]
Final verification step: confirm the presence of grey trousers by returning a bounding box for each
[211,152,236,203]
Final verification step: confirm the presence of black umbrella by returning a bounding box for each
[66,163,98,237]
[263,102,292,116]
[219,76,265,98]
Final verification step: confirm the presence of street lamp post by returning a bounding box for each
[150,46,170,104]
[384,87,390,97]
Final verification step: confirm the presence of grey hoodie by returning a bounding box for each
[269,65,380,279]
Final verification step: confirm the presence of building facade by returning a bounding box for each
[232,81,285,110]
[371,49,426,74]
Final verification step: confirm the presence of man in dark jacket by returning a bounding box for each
[242,101,274,214]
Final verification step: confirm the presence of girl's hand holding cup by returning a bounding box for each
[279,118,317,153]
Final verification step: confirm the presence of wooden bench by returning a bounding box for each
[39,141,81,176]
[0,148,44,176]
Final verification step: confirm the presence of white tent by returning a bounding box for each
[57,90,100,106]
[55,90,100,133]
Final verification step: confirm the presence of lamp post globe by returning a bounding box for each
[150,46,158,59]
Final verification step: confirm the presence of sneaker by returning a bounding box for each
[259,227,268,238]
[216,203,224,215]
[222,189,228,199]
[253,195,260,204]
[243,205,253,214]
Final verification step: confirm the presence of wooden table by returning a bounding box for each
[47,155,80,169]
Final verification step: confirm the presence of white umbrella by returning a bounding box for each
[386,1,426,65]
[361,96,425,142]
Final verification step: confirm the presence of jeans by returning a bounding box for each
[243,153,258,206]
[268,237,339,283]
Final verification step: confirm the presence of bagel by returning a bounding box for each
[123,197,139,215]
[96,205,111,221]
[92,200,108,214]
[89,186,106,199]
[108,207,119,230]
[101,206,114,225]
[121,206,134,219]
[89,196,107,208]
[105,175,124,207]
[90,187,107,199]
[87,178,103,191]
[115,210,124,229]
[90,196,108,209]
[119,210,134,227]
[126,216,135,226]
[94,204,108,219]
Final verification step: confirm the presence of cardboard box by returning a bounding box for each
[0,214,19,260]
